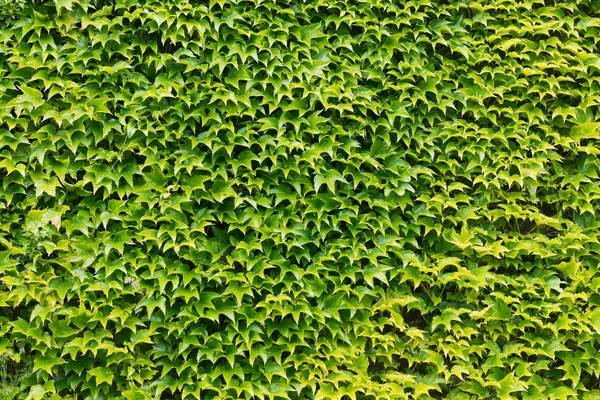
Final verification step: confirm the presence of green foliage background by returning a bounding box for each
[1,0,600,398]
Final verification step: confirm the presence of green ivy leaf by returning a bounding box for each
[33,353,66,374]
[16,86,45,109]
[88,366,114,386]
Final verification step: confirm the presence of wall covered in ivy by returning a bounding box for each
[1,0,600,399]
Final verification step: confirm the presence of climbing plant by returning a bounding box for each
[1,0,600,399]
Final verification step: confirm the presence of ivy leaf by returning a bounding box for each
[210,179,236,203]
[493,298,512,321]
[314,170,347,194]
[574,212,595,229]
[590,308,600,335]
[572,120,600,140]
[33,354,66,375]
[16,86,45,109]
[25,385,47,400]
[55,0,75,12]
[122,387,149,400]
[447,226,475,250]
[34,177,61,197]
[88,367,114,386]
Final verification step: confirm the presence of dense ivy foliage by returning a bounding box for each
[1,0,600,398]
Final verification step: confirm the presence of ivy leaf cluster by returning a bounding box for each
[1,0,600,399]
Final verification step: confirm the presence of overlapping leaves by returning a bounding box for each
[1,0,600,399]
